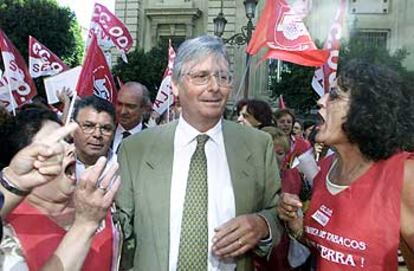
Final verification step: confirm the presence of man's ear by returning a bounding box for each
[171,79,180,97]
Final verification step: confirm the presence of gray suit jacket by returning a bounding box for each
[116,120,283,271]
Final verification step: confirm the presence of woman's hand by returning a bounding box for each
[277,193,304,235]
[73,157,121,231]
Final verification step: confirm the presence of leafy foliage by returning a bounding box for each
[112,42,169,100]
[0,0,83,67]
[270,37,411,115]
[0,0,84,97]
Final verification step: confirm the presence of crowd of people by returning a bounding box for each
[0,35,413,271]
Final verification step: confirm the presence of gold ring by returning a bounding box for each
[238,239,243,246]
[97,184,107,192]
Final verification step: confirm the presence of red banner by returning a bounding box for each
[278,94,286,109]
[88,3,133,62]
[311,0,347,97]
[28,36,68,78]
[76,34,117,104]
[152,40,176,115]
[246,0,328,67]
[0,28,37,108]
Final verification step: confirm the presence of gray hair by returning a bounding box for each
[172,35,230,83]
[122,81,151,107]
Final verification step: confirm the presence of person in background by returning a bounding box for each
[261,126,290,169]
[113,82,151,152]
[72,96,116,179]
[0,105,13,170]
[292,120,304,138]
[278,59,414,270]
[237,99,274,129]
[116,35,282,271]
[0,107,121,270]
[274,108,311,170]
[302,120,316,141]
[259,127,311,271]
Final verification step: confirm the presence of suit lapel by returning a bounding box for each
[142,122,177,269]
[222,121,255,215]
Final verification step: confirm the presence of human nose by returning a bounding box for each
[66,143,76,157]
[237,114,244,123]
[120,105,128,115]
[207,74,220,91]
[91,126,104,137]
[317,93,329,108]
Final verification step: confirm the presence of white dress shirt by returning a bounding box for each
[76,150,117,183]
[112,123,143,154]
[169,117,236,271]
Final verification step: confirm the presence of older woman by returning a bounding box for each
[277,59,414,270]
[0,107,121,270]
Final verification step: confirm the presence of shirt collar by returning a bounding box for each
[117,122,142,135]
[176,116,222,147]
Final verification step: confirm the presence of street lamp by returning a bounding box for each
[213,0,258,98]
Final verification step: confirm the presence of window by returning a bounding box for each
[353,30,389,49]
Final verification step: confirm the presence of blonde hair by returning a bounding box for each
[261,126,290,152]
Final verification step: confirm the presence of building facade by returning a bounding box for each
[115,0,414,101]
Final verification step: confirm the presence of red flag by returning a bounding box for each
[311,0,347,97]
[246,0,328,67]
[88,3,133,62]
[152,40,176,115]
[76,34,117,104]
[278,94,286,109]
[0,28,37,108]
[28,36,68,78]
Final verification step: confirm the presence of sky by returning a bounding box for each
[56,0,115,29]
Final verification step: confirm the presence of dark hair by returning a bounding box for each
[235,99,249,115]
[0,106,13,169]
[5,107,61,165]
[73,96,116,124]
[244,99,274,128]
[303,119,316,131]
[339,59,414,160]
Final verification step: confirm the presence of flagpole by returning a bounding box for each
[65,92,77,126]
[235,56,252,100]
[6,81,16,116]
[167,93,170,123]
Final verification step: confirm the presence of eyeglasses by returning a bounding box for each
[78,121,114,136]
[185,70,233,86]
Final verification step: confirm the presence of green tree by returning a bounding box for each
[270,38,411,114]
[0,0,84,97]
[0,0,83,66]
[112,42,169,100]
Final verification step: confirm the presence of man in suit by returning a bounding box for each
[116,35,283,271]
[112,81,151,153]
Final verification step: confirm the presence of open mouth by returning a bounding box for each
[316,112,325,128]
[64,160,76,182]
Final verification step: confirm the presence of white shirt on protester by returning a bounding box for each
[169,117,236,271]
[112,122,143,154]
[75,150,117,182]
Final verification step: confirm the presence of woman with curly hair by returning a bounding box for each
[277,59,414,270]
